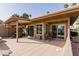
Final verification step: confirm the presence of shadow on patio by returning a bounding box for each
[18,38,66,48]
[0,40,12,56]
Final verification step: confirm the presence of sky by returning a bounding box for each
[0,3,64,21]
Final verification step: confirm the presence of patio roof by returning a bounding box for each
[30,6,79,25]
[5,16,31,25]
[5,6,79,25]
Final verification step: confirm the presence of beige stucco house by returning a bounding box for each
[5,6,79,41]
[0,6,79,56]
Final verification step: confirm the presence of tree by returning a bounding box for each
[29,14,32,18]
[64,3,77,8]
[64,4,69,8]
[12,14,19,17]
[72,3,77,6]
[21,13,32,19]
[46,11,50,14]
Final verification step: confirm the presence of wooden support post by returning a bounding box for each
[16,20,19,42]
[42,23,46,40]
[34,25,36,39]
[28,26,29,36]
[65,18,70,40]
[64,23,67,40]
[5,24,8,37]
[8,24,9,37]
[66,22,68,40]
[67,18,70,39]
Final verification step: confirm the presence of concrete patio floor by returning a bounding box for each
[1,38,65,56]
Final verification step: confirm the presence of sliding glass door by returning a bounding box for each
[57,24,64,39]
[52,25,57,38]
[52,24,65,39]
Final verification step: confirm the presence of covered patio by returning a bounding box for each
[5,16,31,42]
[4,6,79,56]
[5,6,79,42]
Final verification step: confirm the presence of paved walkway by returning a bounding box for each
[1,38,65,56]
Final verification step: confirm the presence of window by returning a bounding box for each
[57,24,65,39]
[37,24,42,34]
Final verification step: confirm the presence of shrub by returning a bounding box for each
[70,31,78,37]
